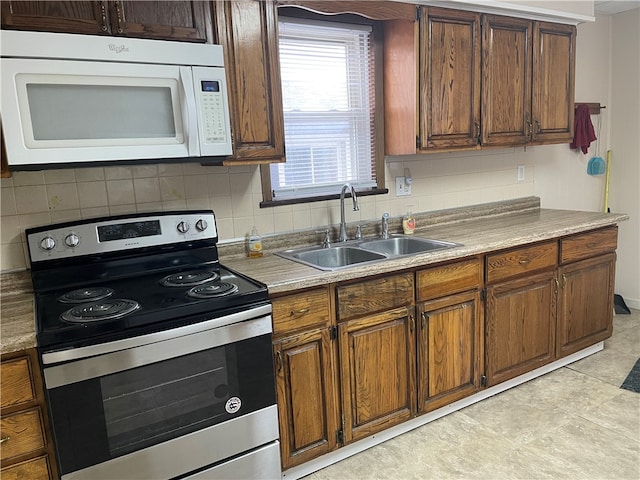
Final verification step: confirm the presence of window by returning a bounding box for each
[261,16,385,205]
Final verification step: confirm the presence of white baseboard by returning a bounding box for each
[281,342,604,480]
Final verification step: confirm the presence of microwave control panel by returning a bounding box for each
[192,66,232,156]
[199,80,227,144]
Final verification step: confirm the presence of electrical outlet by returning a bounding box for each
[517,165,525,182]
[396,176,411,196]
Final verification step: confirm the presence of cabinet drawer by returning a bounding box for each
[1,454,51,480]
[417,258,482,302]
[560,227,617,264]
[486,241,557,283]
[0,408,46,463]
[0,356,36,409]
[337,273,414,321]
[272,288,331,335]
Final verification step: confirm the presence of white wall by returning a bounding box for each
[610,8,640,308]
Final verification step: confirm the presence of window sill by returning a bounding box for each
[260,187,388,208]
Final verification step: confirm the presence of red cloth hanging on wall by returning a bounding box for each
[570,104,597,154]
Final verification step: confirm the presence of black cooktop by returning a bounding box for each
[35,264,268,351]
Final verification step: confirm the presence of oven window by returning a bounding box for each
[47,333,275,476]
[101,348,231,457]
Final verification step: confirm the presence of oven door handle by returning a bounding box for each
[43,307,272,389]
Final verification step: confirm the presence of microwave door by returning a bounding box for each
[1,59,191,167]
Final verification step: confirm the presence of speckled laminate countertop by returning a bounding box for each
[224,207,628,294]
[0,198,628,354]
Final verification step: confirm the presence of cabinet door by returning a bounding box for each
[419,8,481,150]
[213,0,285,163]
[557,253,615,358]
[485,271,556,386]
[0,1,109,34]
[108,1,212,42]
[417,290,482,413]
[273,328,339,470]
[531,22,576,144]
[338,307,416,443]
[481,15,532,146]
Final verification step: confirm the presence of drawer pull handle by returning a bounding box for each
[519,258,531,265]
[0,436,10,444]
[587,242,598,248]
[290,308,310,316]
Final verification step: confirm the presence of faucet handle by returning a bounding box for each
[355,225,362,239]
[315,229,331,248]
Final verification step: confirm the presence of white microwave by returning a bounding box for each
[0,30,232,169]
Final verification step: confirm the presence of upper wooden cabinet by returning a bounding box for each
[481,16,576,146]
[418,8,481,151]
[213,0,285,164]
[384,7,576,154]
[0,1,213,42]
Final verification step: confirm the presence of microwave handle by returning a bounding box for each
[179,67,199,156]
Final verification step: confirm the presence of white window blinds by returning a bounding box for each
[270,18,377,200]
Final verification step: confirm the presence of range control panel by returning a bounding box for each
[26,211,217,263]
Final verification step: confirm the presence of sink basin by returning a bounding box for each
[276,235,462,271]
[278,246,386,271]
[360,236,461,256]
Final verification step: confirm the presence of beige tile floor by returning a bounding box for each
[305,309,640,480]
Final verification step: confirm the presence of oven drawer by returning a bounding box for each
[0,408,46,463]
[186,441,281,480]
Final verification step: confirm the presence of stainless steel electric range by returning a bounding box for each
[26,211,281,480]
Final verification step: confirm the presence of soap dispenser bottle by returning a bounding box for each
[247,226,263,258]
[402,207,416,235]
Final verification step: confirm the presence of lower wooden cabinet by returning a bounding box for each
[0,350,57,479]
[556,253,615,357]
[338,307,416,443]
[417,290,482,412]
[271,228,619,471]
[271,287,339,470]
[273,327,339,469]
[485,271,557,386]
[556,227,617,359]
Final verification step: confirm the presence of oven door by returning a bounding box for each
[41,305,278,479]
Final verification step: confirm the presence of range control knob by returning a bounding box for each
[65,233,80,248]
[40,236,56,251]
[195,219,208,232]
[177,221,190,234]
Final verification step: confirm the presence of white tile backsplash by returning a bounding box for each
[0,150,544,271]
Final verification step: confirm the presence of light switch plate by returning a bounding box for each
[396,177,411,196]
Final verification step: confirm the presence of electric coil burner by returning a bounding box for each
[26,211,280,480]
[58,287,115,304]
[60,298,140,324]
[159,270,220,287]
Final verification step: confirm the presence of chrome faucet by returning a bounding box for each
[339,183,359,242]
[381,212,390,239]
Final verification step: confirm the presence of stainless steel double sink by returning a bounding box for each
[276,235,462,271]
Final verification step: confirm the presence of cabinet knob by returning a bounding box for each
[0,436,10,444]
[290,308,310,316]
[518,258,531,265]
